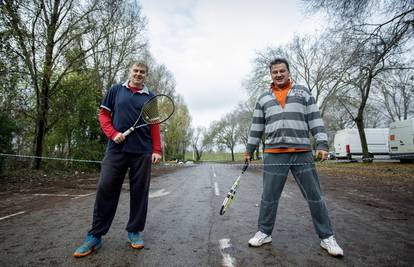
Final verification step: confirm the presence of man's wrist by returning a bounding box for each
[111,132,121,141]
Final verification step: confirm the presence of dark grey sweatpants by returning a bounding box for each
[88,152,152,237]
[258,152,333,239]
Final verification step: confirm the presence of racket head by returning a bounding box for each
[219,176,241,215]
[141,94,175,125]
[219,161,249,215]
[219,194,235,215]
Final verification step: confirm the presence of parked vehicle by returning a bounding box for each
[334,128,389,160]
[389,119,414,163]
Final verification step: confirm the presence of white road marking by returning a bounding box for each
[219,238,236,267]
[149,189,170,198]
[212,166,216,177]
[33,193,95,199]
[0,211,25,221]
[34,193,71,197]
[71,193,95,199]
[214,182,220,196]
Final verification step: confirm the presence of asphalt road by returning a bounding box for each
[0,163,413,266]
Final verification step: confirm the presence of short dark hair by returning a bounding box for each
[130,61,148,72]
[269,58,290,72]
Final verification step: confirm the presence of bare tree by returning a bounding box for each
[235,102,254,148]
[338,24,410,160]
[303,0,414,161]
[303,0,414,27]
[89,0,147,93]
[375,69,414,121]
[146,63,177,96]
[288,34,352,117]
[190,126,215,161]
[211,112,240,161]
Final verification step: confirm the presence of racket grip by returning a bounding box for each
[122,127,135,137]
[242,159,249,172]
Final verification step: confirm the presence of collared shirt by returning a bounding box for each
[122,80,150,94]
[272,80,291,109]
[100,81,155,154]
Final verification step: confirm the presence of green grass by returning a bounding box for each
[184,152,245,162]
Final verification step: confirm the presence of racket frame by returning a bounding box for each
[122,94,174,138]
[219,160,249,215]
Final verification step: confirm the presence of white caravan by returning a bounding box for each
[389,119,414,163]
[334,128,389,160]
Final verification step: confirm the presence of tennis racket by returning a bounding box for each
[122,94,175,138]
[219,159,249,215]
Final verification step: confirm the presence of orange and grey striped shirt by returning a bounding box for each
[246,82,328,154]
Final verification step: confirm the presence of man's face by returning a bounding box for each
[129,64,147,87]
[270,63,290,88]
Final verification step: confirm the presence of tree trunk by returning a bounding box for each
[32,97,49,169]
[355,117,371,162]
[356,73,374,163]
[32,38,54,169]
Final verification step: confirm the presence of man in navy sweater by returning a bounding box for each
[74,61,162,257]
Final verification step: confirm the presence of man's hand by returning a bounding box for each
[315,150,328,161]
[152,153,162,164]
[113,133,125,144]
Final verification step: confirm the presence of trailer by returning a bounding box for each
[334,128,389,160]
[389,119,414,163]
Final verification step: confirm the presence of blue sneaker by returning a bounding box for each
[128,232,144,249]
[73,234,102,258]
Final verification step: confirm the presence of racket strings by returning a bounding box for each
[142,96,174,124]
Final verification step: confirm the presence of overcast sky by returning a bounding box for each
[139,0,326,128]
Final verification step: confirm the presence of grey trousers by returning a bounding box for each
[258,152,333,239]
[89,152,152,237]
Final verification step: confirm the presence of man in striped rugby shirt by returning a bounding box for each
[244,58,343,257]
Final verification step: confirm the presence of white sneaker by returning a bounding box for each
[248,231,272,247]
[320,235,344,257]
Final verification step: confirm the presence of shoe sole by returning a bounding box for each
[320,244,344,257]
[248,239,272,247]
[128,243,144,249]
[73,243,102,258]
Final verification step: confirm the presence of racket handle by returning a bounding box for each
[122,127,135,137]
[242,159,249,173]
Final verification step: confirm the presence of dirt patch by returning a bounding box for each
[243,161,414,221]
[0,166,181,218]
[317,162,414,220]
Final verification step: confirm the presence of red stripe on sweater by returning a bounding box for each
[99,108,119,140]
